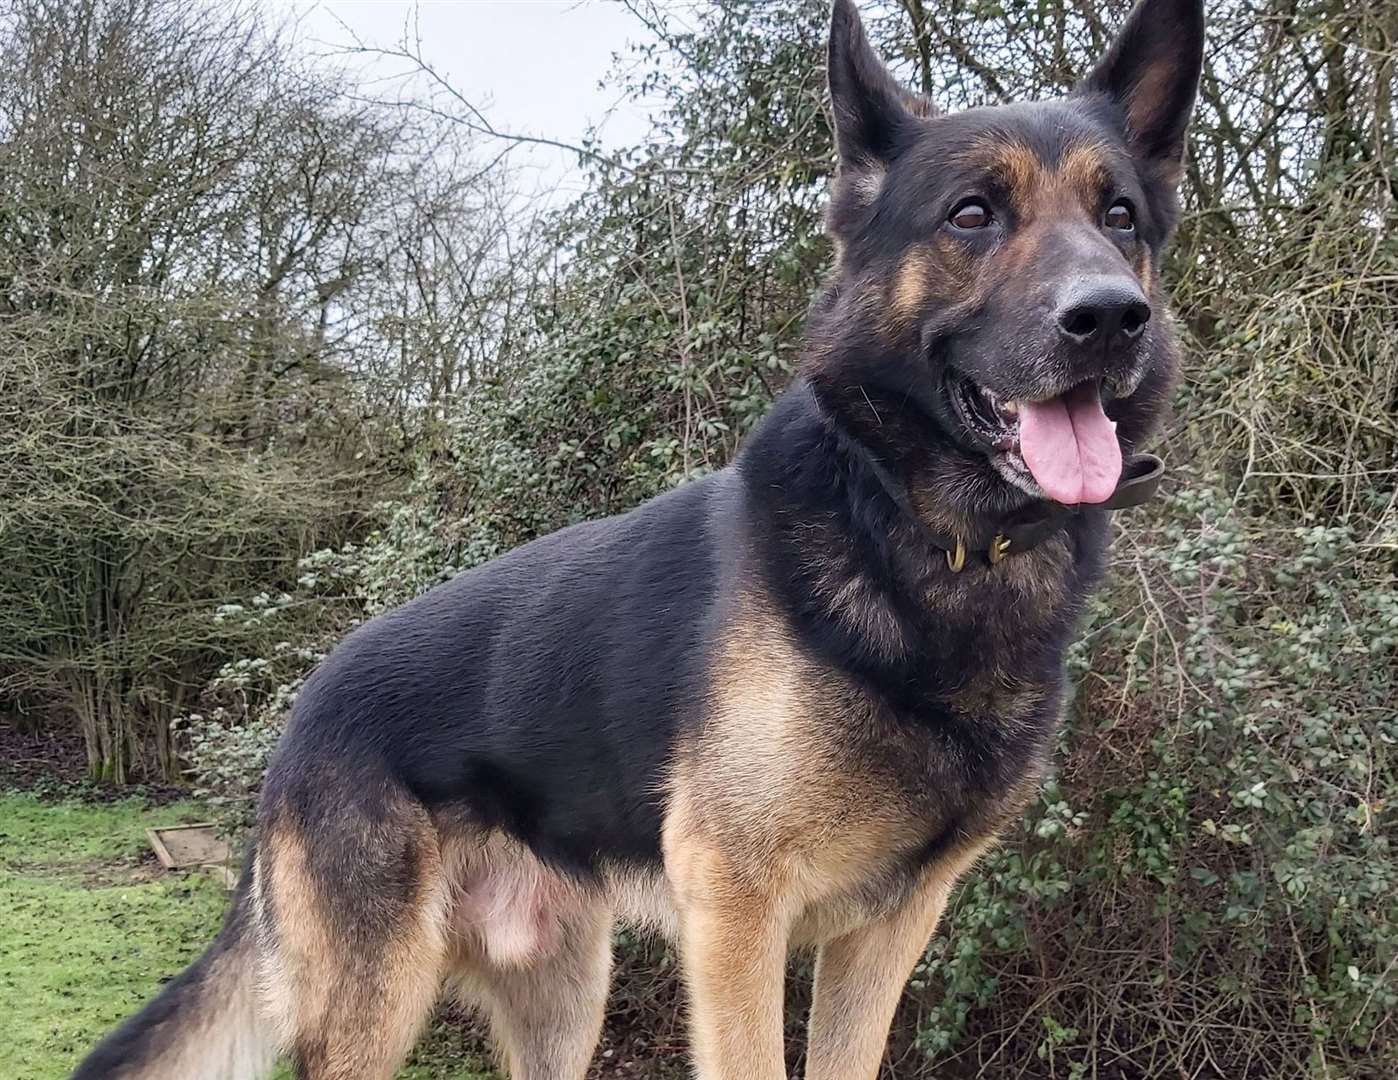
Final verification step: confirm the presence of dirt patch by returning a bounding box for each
[0,719,88,786]
[589,945,690,1078]
[8,846,168,889]
[80,860,166,888]
[424,951,690,1079]
[73,856,167,889]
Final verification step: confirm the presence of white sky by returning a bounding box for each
[284,0,654,197]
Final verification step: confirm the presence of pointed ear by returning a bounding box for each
[1081,0,1205,171]
[828,0,929,171]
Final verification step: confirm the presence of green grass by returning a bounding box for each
[0,792,492,1080]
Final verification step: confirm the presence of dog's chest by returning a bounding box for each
[687,589,1060,933]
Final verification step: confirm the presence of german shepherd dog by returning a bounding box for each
[72,1,1203,1076]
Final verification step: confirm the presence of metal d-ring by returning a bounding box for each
[946,537,967,573]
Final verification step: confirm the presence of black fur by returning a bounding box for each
[267,476,732,875]
[267,376,1097,878]
[1080,0,1206,166]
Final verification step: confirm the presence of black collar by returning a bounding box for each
[851,441,1164,571]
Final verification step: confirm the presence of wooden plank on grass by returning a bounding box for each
[145,823,229,870]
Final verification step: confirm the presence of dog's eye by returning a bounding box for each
[1105,202,1135,231]
[948,201,990,230]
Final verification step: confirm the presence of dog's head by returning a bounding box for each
[806,0,1203,511]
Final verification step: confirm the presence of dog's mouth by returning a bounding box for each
[947,371,1123,505]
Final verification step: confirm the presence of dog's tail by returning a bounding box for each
[69,858,276,1080]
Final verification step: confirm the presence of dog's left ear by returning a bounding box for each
[828,0,932,171]
[1081,0,1205,173]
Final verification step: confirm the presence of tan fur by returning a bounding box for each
[661,592,1009,1080]
[606,864,679,939]
[256,827,336,1043]
[805,836,994,1080]
[964,137,1112,225]
[993,141,1044,217]
[430,828,683,1077]
[847,164,886,204]
[438,830,678,964]
[125,939,276,1080]
[1138,252,1155,296]
[450,902,612,1080]
[888,238,983,334]
[1124,61,1177,145]
[669,597,925,896]
[258,812,448,1080]
[252,814,671,1079]
[665,824,791,1080]
[890,246,934,326]
[1056,141,1112,211]
[439,830,593,969]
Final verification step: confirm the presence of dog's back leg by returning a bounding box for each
[256,775,448,1080]
[482,904,611,1080]
[445,851,613,1080]
[449,903,611,1080]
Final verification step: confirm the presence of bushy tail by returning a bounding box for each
[69,867,276,1080]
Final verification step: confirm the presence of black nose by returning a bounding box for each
[1056,279,1151,347]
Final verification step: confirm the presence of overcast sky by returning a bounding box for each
[288,0,655,197]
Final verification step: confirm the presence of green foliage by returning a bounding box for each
[914,493,1397,1075]
[0,0,381,780]
[0,0,524,781]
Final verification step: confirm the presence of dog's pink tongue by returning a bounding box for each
[1017,383,1122,505]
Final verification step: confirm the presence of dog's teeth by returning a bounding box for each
[1002,400,1019,415]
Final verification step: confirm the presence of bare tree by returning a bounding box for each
[0,0,530,778]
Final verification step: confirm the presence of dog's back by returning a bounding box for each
[271,469,734,869]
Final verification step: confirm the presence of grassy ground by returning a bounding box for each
[0,791,493,1080]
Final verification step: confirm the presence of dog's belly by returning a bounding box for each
[441,830,676,967]
[611,863,927,948]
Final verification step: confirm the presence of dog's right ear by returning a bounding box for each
[828,0,929,172]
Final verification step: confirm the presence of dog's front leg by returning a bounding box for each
[804,846,987,1080]
[669,840,790,1080]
